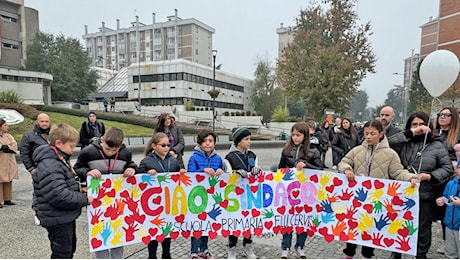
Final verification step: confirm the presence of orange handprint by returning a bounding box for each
[332,221,347,236]
[383,199,399,213]
[328,193,339,203]
[177,174,192,186]
[387,182,402,197]
[347,229,358,240]
[150,216,166,227]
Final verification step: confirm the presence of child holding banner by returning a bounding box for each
[224,127,261,259]
[278,122,323,259]
[187,129,224,258]
[137,132,186,259]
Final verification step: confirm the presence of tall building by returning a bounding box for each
[276,23,295,62]
[83,10,215,71]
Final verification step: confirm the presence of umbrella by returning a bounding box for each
[0,109,24,125]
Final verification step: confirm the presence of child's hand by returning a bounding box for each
[450,195,460,206]
[436,197,444,206]
[88,169,102,179]
[123,168,136,178]
[87,195,94,205]
[204,168,216,177]
[216,169,224,176]
[344,170,355,182]
[296,162,306,171]
[179,169,186,175]
[148,169,157,175]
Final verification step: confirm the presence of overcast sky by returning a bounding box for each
[25,0,439,107]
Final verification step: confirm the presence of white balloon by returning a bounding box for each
[419,49,460,97]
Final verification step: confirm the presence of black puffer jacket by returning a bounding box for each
[32,144,88,228]
[389,131,454,201]
[332,129,360,161]
[278,144,323,170]
[137,152,183,173]
[19,125,49,172]
[437,129,460,162]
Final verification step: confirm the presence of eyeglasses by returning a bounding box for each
[438,113,452,117]
[158,143,171,147]
[411,122,426,127]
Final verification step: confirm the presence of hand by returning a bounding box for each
[30,169,36,175]
[296,162,306,171]
[451,195,460,206]
[251,166,262,176]
[88,169,102,179]
[204,168,216,177]
[410,177,419,187]
[411,125,431,135]
[87,196,94,205]
[90,137,97,142]
[344,170,355,182]
[123,168,136,177]
[147,169,157,175]
[169,150,177,158]
[436,197,444,206]
[179,169,186,174]
[418,173,431,181]
[215,169,224,176]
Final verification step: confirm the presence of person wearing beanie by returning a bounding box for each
[79,111,105,149]
[224,127,260,259]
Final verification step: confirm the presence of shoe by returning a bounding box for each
[199,250,214,259]
[281,248,289,259]
[296,247,306,259]
[389,252,401,259]
[191,253,199,259]
[4,200,15,205]
[0,203,3,208]
[332,165,338,170]
[34,215,40,226]
[340,256,352,259]
[243,244,257,259]
[436,244,445,254]
[227,247,237,259]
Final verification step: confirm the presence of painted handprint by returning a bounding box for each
[211,192,223,205]
[90,209,103,225]
[110,229,124,246]
[319,172,332,186]
[161,222,173,237]
[317,187,327,201]
[295,170,308,183]
[110,215,124,231]
[104,203,121,220]
[88,178,103,193]
[207,206,222,220]
[102,196,113,207]
[403,185,417,198]
[101,222,112,245]
[338,188,353,201]
[327,193,339,203]
[312,215,321,227]
[387,218,404,234]
[141,174,156,185]
[157,174,170,187]
[331,221,347,236]
[129,185,141,199]
[228,173,240,184]
[357,213,374,232]
[347,229,358,240]
[387,182,402,196]
[404,220,418,235]
[369,188,384,202]
[395,236,411,251]
[208,176,219,187]
[373,201,383,214]
[383,199,399,213]
[371,232,383,246]
[283,169,294,181]
[321,212,335,224]
[345,206,357,221]
[122,223,139,242]
[320,200,334,214]
[91,221,104,237]
[374,215,390,231]
[355,188,368,202]
[125,197,138,212]
[113,176,125,192]
[262,209,274,219]
[402,197,416,210]
[114,199,126,215]
[150,216,166,227]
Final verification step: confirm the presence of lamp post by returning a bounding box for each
[393,72,406,123]
[212,50,218,132]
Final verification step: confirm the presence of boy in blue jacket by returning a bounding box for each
[436,160,460,259]
[187,129,224,258]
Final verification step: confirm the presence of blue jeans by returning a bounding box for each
[191,236,209,254]
[281,232,307,250]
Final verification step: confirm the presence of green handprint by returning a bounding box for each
[157,174,170,187]
[404,220,418,235]
[312,215,321,227]
[209,176,219,187]
[162,222,173,237]
[212,192,223,205]
[262,209,274,219]
[88,178,103,193]
[373,201,383,214]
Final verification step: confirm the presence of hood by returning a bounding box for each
[34,124,50,135]
[193,145,217,157]
[32,144,70,164]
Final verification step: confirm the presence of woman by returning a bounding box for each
[320,120,331,167]
[339,120,418,259]
[332,118,359,165]
[79,111,105,149]
[0,119,18,207]
[388,111,453,259]
[154,113,185,167]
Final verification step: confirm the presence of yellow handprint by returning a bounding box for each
[138,226,147,237]
[387,218,404,234]
[130,185,141,199]
[369,189,384,202]
[357,213,374,233]
[317,187,327,201]
[319,172,332,187]
[295,170,308,183]
[228,173,240,184]
[110,215,124,231]
[274,170,284,183]
[102,196,113,207]
[91,221,104,237]
[110,229,124,246]
[403,185,418,198]
[331,202,347,214]
[113,176,125,192]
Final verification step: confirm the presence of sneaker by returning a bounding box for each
[34,215,40,226]
[227,247,237,259]
[281,248,289,259]
[340,256,352,259]
[436,244,445,254]
[199,250,214,259]
[243,244,257,259]
[332,165,338,170]
[296,247,306,259]
[191,253,199,259]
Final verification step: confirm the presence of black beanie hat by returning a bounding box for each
[233,127,251,145]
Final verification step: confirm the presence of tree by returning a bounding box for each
[408,61,431,114]
[25,32,98,102]
[251,56,283,123]
[384,85,404,124]
[277,0,375,120]
[346,89,368,121]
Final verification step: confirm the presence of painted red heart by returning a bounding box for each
[232,230,241,237]
[127,176,137,185]
[106,189,116,197]
[304,205,313,213]
[142,235,151,245]
[219,200,229,209]
[251,208,260,217]
[169,231,179,240]
[352,199,362,208]
[102,179,112,188]
[310,175,318,183]
[289,206,295,214]
[264,221,273,230]
[139,182,147,190]
[398,227,409,237]
[348,180,357,188]
[384,238,394,247]
[198,212,207,221]
[120,190,130,199]
[149,228,158,237]
[292,190,300,198]
[296,206,303,214]
[348,220,358,230]
[242,210,249,217]
[273,225,281,234]
[235,186,244,195]
[212,223,222,231]
[316,205,323,213]
[306,228,315,237]
[92,199,101,208]
[339,231,348,241]
[295,226,304,234]
[193,231,202,239]
[284,226,293,235]
[318,227,329,236]
[175,214,185,223]
[221,230,230,238]
[254,228,263,236]
[156,234,165,243]
[277,206,286,214]
[374,179,385,189]
[91,238,102,249]
[181,231,191,239]
[219,180,227,188]
[171,174,180,182]
[336,213,346,221]
[325,185,334,193]
[265,173,274,180]
[250,185,259,193]
[361,232,371,240]
[206,186,215,194]
[333,177,343,186]
[208,231,218,239]
[196,174,205,183]
[387,212,398,221]
[403,211,414,220]
[392,196,404,206]
[152,196,161,204]
[363,204,373,214]
[243,230,251,238]
[362,180,372,189]
[324,233,335,242]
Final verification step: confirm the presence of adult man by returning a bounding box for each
[19,113,50,225]
[379,106,401,137]
[330,117,342,169]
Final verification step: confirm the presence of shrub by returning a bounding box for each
[246,110,251,116]
[223,111,229,116]
[0,103,40,119]
[271,106,290,122]
[231,112,235,116]
[185,100,194,111]
[0,90,23,104]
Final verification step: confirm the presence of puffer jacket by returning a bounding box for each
[136,151,183,173]
[437,129,460,162]
[32,144,88,228]
[388,131,454,200]
[442,177,460,230]
[332,129,360,160]
[338,136,416,181]
[19,125,49,172]
[278,144,323,170]
[224,144,258,173]
[187,145,223,172]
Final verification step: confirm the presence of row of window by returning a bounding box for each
[133,72,244,92]
[140,97,243,110]
[1,74,42,82]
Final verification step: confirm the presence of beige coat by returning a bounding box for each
[0,133,18,182]
[338,136,416,181]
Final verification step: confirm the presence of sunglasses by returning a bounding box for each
[438,113,452,117]
[158,143,171,147]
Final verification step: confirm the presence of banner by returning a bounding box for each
[86,169,419,255]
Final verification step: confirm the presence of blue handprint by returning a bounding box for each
[101,222,112,245]
[207,206,222,220]
[374,214,390,231]
[355,188,368,202]
[321,212,335,224]
[402,197,416,210]
[320,200,334,214]
[141,174,156,185]
[283,169,294,180]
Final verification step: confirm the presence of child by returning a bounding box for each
[436,161,460,259]
[188,130,224,259]
[224,127,261,259]
[74,127,137,259]
[32,123,93,259]
[278,122,324,259]
[137,132,186,259]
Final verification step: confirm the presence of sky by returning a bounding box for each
[25,0,439,107]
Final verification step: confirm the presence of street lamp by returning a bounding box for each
[212,50,218,132]
[393,72,406,123]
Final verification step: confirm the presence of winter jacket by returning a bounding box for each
[74,139,137,181]
[137,152,183,173]
[437,129,460,162]
[32,144,88,228]
[224,144,258,174]
[338,136,416,181]
[19,125,50,172]
[156,125,185,156]
[79,121,105,148]
[385,124,401,138]
[332,129,359,162]
[442,177,460,230]
[278,144,323,170]
[187,145,224,172]
[388,131,454,200]
[0,133,18,182]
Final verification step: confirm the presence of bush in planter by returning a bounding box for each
[224,111,229,116]
[246,110,251,116]
[231,112,235,116]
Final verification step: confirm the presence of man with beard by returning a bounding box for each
[20,113,51,225]
[379,106,401,137]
